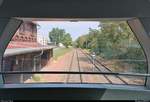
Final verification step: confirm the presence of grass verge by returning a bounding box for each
[53,47,73,60]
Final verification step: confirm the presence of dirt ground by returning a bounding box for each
[25,48,144,85]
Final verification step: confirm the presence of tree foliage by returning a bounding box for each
[49,28,72,48]
[62,33,72,48]
[75,21,147,73]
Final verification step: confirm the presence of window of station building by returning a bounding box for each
[2,20,148,85]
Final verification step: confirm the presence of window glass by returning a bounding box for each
[3,20,147,85]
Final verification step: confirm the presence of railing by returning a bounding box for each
[1,71,150,77]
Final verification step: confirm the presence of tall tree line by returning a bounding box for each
[49,28,72,48]
[75,21,146,73]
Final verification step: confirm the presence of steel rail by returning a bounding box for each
[66,50,75,83]
[81,49,128,84]
[79,49,113,84]
[76,49,83,83]
[95,58,128,84]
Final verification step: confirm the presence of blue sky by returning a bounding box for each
[37,21,99,41]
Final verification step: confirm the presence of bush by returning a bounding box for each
[32,74,41,81]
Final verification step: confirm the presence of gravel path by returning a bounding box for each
[25,48,144,85]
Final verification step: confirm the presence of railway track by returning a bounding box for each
[66,50,75,83]
[76,49,83,83]
[66,49,82,83]
[66,48,128,84]
[94,56,128,84]
[79,48,128,85]
[78,49,113,84]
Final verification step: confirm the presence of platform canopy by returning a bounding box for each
[4,46,56,57]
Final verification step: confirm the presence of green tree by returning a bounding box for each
[62,33,72,48]
[49,28,72,48]
[49,28,65,45]
[75,21,146,73]
[75,34,88,48]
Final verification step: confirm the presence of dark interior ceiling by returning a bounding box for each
[0,0,150,18]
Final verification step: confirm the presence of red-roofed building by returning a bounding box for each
[7,21,41,49]
[3,21,55,83]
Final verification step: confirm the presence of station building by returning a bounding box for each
[2,21,55,83]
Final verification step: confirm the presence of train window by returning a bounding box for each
[2,20,148,85]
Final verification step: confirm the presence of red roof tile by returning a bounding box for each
[7,41,43,49]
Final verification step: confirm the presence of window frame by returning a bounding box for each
[0,18,149,86]
[0,17,150,100]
